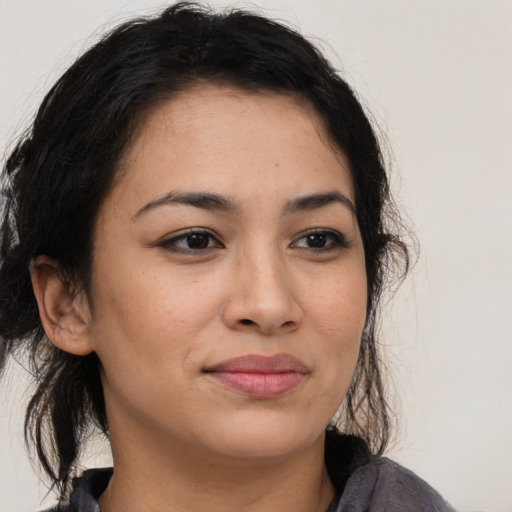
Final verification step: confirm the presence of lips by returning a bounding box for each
[203,354,309,398]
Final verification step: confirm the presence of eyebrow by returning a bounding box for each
[284,191,356,216]
[132,191,238,220]
[132,189,355,220]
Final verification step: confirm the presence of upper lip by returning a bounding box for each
[204,353,309,374]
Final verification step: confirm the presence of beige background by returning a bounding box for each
[1,1,511,511]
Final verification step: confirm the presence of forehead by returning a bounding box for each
[111,83,354,211]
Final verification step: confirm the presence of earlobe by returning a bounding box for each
[29,256,94,356]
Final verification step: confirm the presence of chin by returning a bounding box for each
[199,412,327,462]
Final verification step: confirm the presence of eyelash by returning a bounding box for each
[158,229,223,253]
[291,229,349,252]
[158,228,348,254]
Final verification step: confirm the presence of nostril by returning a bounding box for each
[240,319,255,325]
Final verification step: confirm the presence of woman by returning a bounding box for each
[0,2,454,511]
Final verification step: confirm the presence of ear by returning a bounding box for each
[29,256,94,356]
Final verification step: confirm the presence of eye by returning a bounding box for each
[158,229,223,253]
[291,229,348,252]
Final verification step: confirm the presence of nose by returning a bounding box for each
[222,248,304,336]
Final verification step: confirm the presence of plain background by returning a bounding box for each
[0,1,511,511]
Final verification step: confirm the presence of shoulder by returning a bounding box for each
[38,468,112,512]
[337,457,456,511]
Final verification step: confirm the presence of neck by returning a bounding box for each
[98,425,335,512]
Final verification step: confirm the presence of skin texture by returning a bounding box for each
[31,85,367,512]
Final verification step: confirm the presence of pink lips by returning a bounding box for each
[204,354,309,398]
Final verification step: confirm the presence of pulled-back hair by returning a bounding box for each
[0,1,409,497]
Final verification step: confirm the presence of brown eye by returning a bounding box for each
[305,233,328,248]
[159,230,223,253]
[186,233,211,249]
[292,230,348,251]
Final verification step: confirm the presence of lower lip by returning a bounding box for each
[207,371,306,398]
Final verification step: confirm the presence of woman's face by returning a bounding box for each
[86,84,367,463]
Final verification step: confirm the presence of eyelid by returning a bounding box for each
[156,227,348,254]
[157,228,224,253]
[290,228,349,251]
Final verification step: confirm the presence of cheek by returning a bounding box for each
[87,270,219,419]
[308,268,367,334]
[304,265,367,380]
[88,259,222,372]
